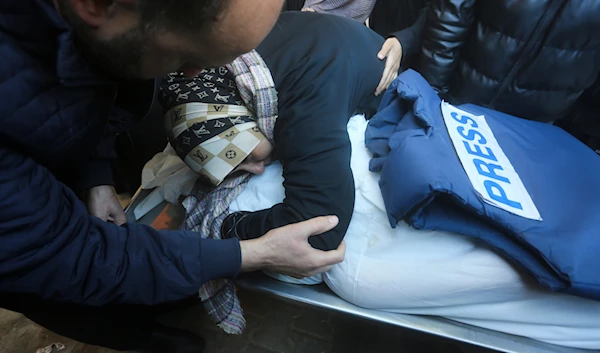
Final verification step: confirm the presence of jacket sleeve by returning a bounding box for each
[223,78,355,252]
[0,145,241,305]
[70,102,146,191]
[417,0,477,94]
[392,6,430,61]
[70,136,116,191]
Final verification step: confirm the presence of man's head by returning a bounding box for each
[56,0,284,79]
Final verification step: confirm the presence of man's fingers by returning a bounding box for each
[113,209,127,226]
[377,42,391,60]
[375,80,385,96]
[106,212,126,226]
[91,208,109,222]
[376,66,393,95]
[291,216,339,239]
[311,240,346,269]
[327,240,346,265]
[324,265,334,272]
[377,67,392,92]
[278,270,303,279]
[303,266,332,278]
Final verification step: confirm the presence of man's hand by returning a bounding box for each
[83,185,127,225]
[240,216,346,278]
[375,37,403,96]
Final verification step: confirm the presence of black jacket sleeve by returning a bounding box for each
[223,69,355,252]
[392,6,430,61]
[70,136,116,191]
[417,0,477,94]
[71,80,158,191]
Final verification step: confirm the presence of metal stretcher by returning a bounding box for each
[125,188,598,353]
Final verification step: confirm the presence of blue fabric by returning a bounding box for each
[366,69,600,299]
[0,0,241,306]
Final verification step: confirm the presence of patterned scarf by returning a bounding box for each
[181,50,278,334]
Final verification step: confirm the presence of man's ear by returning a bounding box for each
[65,0,134,27]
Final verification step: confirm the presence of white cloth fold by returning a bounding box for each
[135,144,199,220]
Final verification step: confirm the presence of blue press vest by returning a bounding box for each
[366,70,600,300]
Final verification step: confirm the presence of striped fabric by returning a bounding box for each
[303,0,377,23]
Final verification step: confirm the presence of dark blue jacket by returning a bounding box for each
[0,0,240,305]
[366,70,600,300]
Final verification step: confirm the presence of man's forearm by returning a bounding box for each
[239,237,272,272]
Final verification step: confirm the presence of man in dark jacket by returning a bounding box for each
[0,0,346,352]
[417,0,600,124]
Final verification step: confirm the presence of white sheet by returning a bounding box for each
[229,115,600,349]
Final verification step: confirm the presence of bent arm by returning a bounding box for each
[224,97,355,251]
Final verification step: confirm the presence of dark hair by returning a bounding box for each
[137,0,226,30]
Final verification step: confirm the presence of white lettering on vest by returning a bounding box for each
[441,102,541,220]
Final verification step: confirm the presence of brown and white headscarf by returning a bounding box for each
[161,69,266,186]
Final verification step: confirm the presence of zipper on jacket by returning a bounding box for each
[488,0,566,108]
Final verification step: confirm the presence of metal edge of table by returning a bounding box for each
[126,188,597,353]
[236,273,594,353]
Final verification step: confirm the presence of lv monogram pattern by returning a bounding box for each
[160,68,265,186]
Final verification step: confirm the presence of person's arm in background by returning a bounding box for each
[417,0,477,94]
[71,136,116,194]
[391,6,430,59]
[73,135,128,225]
[0,145,343,305]
[70,101,149,225]
[73,80,158,226]
[375,5,430,95]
